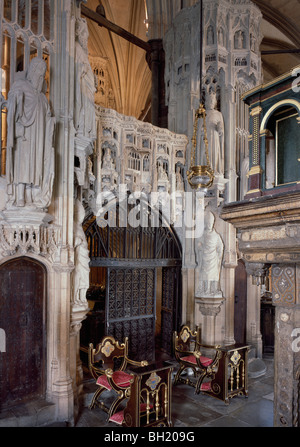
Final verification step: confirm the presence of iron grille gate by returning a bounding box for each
[84,210,182,362]
[106,266,156,363]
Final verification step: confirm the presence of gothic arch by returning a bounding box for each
[260,99,300,132]
[82,199,182,362]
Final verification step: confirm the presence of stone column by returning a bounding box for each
[70,307,88,422]
[245,262,266,356]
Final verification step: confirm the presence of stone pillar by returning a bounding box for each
[245,262,266,357]
[70,307,88,422]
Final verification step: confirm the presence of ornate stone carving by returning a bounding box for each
[74,18,97,140]
[0,221,60,260]
[6,57,55,210]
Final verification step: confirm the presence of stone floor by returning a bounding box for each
[0,356,274,428]
[75,356,274,428]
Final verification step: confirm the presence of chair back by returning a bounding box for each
[89,336,128,379]
[174,325,198,354]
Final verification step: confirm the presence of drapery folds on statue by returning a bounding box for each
[6,57,55,209]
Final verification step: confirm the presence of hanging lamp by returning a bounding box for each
[187,0,214,190]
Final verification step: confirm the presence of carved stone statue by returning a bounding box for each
[207,26,214,45]
[235,30,245,49]
[175,165,184,191]
[157,161,168,181]
[196,211,224,296]
[102,147,115,170]
[73,200,90,307]
[6,57,55,209]
[74,18,97,140]
[201,91,224,175]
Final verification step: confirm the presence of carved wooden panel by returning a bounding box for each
[0,257,46,410]
[271,265,296,306]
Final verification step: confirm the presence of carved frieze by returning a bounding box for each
[0,222,61,261]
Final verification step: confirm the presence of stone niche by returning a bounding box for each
[221,66,300,427]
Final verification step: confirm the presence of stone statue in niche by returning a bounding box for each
[73,199,90,307]
[196,211,224,297]
[6,57,55,209]
[74,18,97,140]
[102,147,115,171]
[235,30,245,49]
[157,161,168,181]
[175,165,184,191]
[250,33,256,52]
[218,28,224,46]
[207,26,214,45]
[200,90,224,175]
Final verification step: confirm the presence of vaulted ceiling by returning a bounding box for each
[83,0,300,121]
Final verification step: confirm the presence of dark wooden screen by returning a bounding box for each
[161,266,182,355]
[0,258,46,411]
[234,259,247,344]
[84,205,182,361]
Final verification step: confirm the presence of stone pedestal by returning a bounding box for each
[196,296,224,346]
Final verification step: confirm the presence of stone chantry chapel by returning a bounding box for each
[0,0,299,428]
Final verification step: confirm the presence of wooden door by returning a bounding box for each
[0,258,46,411]
[234,259,247,344]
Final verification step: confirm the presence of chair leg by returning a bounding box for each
[195,370,206,395]
[173,364,185,385]
[89,387,105,410]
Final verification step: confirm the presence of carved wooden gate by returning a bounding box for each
[84,208,182,362]
[0,257,46,411]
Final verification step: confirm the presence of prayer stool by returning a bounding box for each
[198,344,250,404]
[173,325,222,395]
[109,362,173,427]
[88,335,148,420]
[173,325,250,404]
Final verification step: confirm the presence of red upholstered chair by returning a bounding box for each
[88,336,148,420]
[173,325,222,395]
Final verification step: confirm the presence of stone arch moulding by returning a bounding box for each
[260,99,300,132]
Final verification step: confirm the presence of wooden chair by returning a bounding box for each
[108,362,173,427]
[173,325,222,395]
[88,335,148,420]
